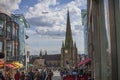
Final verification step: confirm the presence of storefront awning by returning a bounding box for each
[78,58,91,67]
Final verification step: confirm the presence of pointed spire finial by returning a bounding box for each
[67,7,69,12]
[74,42,76,48]
[39,49,43,59]
[45,50,47,55]
[62,41,64,48]
[67,8,69,18]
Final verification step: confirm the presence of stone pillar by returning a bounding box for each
[92,0,101,80]
[3,20,7,71]
[108,0,120,80]
[87,0,94,78]
[92,0,109,80]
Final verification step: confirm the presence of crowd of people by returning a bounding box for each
[60,67,93,80]
[0,67,53,80]
[0,66,93,80]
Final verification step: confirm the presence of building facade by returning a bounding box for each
[88,0,120,80]
[25,43,30,70]
[81,9,88,55]
[11,14,29,70]
[0,12,19,69]
[30,50,61,68]
[61,10,78,68]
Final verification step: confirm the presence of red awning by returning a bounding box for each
[5,64,14,68]
[78,58,91,67]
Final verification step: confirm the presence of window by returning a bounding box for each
[0,42,3,52]
[7,25,11,32]
[6,43,12,58]
[0,19,4,28]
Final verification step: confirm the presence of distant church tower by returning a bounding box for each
[61,10,78,68]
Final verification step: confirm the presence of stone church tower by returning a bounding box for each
[61,10,78,68]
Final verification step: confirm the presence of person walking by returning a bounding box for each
[47,69,53,80]
[34,71,41,80]
[14,70,20,80]
[28,69,34,80]
[0,71,5,80]
[20,72,25,80]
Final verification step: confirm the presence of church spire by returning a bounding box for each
[65,10,73,48]
[74,42,76,48]
[62,41,65,48]
[39,50,43,59]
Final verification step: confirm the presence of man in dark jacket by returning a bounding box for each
[0,72,5,80]
[28,69,34,80]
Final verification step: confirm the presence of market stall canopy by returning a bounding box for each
[5,64,14,68]
[28,64,33,67]
[0,64,3,68]
[12,62,23,69]
[78,58,91,67]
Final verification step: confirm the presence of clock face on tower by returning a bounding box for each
[65,49,68,53]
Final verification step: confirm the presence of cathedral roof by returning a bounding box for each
[44,54,61,61]
[29,54,61,64]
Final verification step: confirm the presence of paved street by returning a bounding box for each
[52,70,61,80]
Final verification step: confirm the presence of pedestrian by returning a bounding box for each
[0,71,5,80]
[24,74,30,80]
[14,70,20,80]
[40,67,47,80]
[20,72,25,80]
[28,69,34,80]
[47,69,53,80]
[34,71,41,80]
[5,70,11,80]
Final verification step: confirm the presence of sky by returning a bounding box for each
[0,0,87,55]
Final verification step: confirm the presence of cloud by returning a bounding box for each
[0,0,21,15]
[0,0,86,54]
[35,26,65,38]
[26,29,36,35]
[75,0,87,9]
[25,0,84,39]
[27,16,54,27]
